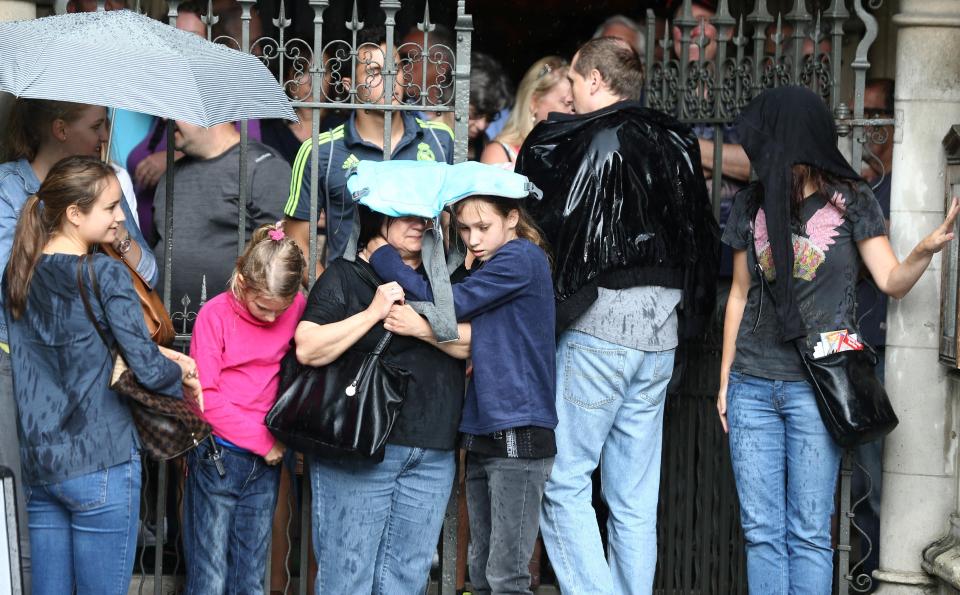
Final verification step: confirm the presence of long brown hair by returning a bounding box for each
[229,222,305,301]
[6,156,115,320]
[2,98,89,162]
[453,196,553,266]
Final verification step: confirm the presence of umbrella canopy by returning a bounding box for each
[0,10,296,127]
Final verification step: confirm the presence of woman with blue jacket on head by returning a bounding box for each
[363,161,557,595]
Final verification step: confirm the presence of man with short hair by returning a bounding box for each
[284,26,454,275]
[520,37,718,595]
[153,119,289,330]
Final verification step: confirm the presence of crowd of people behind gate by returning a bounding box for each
[1,2,957,595]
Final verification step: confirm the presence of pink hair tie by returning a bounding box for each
[268,229,285,241]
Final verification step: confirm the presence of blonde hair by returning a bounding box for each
[229,222,305,301]
[496,56,569,147]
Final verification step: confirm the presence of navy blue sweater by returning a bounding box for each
[371,239,557,434]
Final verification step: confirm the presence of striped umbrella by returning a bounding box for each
[0,10,296,127]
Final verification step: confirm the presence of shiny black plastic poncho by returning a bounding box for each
[516,101,720,338]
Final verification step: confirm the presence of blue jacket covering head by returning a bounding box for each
[345,160,542,219]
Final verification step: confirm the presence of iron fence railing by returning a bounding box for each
[90,0,891,593]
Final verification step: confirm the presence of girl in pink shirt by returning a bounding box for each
[182,223,306,595]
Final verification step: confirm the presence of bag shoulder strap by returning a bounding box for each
[349,259,394,355]
[76,254,111,352]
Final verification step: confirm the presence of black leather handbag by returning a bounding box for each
[265,263,411,462]
[795,344,898,447]
[754,262,898,447]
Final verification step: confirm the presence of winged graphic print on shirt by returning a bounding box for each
[753,191,846,282]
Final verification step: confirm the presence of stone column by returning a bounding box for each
[874,1,960,593]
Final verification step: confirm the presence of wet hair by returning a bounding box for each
[453,196,552,265]
[229,222,305,302]
[3,98,90,162]
[497,56,570,146]
[357,25,388,48]
[746,164,855,223]
[356,205,392,253]
[6,156,115,319]
[177,1,204,18]
[573,37,643,101]
[470,52,514,121]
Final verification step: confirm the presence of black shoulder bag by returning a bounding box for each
[265,261,412,463]
[755,263,898,447]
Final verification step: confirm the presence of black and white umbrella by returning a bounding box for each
[0,10,296,127]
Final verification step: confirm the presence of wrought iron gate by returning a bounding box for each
[103,0,895,593]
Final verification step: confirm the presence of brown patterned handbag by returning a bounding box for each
[77,255,211,460]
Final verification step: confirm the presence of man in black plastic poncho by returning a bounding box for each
[518,37,718,595]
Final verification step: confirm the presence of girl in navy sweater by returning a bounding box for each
[370,193,556,595]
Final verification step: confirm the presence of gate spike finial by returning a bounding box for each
[418,2,436,33]
[714,0,736,27]
[202,0,220,28]
[747,0,773,23]
[786,0,811,22]
[273,0,292,29]
[733,14,747,46]
[348,0,364,33]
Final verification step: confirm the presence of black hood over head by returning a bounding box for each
[736,86,862,342]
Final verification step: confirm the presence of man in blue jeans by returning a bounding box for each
[518,37,718,595]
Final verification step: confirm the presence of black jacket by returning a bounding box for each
[517,100,720,338]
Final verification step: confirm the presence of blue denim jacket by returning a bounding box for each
[0,159,158,343]
[5,253,181,485]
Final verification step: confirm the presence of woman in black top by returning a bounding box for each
[293,206,470,594]
[718,86,958,594]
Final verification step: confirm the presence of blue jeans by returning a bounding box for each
[309,445,455,595]
[541,331,675,595]
[27,450,142,595]
[182,439,280,595]
[726,371,842,595]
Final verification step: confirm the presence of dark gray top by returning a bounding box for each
[154,141,289,329]
[5,254,182,486]
[722,182,887,380]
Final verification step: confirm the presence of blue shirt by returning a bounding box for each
[284,111,454,262]
[4,253,182,485]
[0,159,158,343]
[371,239,557,434]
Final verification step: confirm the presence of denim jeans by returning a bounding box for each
[466,453,553,595]
[26,450,142,595]
[309,444,455,595]
[182,439,280,595]
[726,371,842,595]
[0,351,30,593]
[541,331,675,595]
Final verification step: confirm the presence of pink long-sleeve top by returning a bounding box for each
[190,291,306,456]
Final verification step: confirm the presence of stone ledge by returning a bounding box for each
[923,515,960,590]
